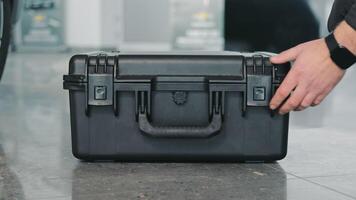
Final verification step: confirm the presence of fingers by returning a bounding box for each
[295,93,318,111]
[270,69,298,110]
[269,44,305,110]
[292,83,334,111]
[278,84,308,115]
[269,39,345,115]
[312,85,334,107]
[270,44,303,64]
[311,95,326,107]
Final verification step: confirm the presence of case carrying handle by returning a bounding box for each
[137,91,223,138]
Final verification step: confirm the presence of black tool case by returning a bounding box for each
[63,51,290,162]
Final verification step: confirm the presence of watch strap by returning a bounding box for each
[325,33,339,51]
[325,33,356,70]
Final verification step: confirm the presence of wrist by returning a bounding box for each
[334,21,356,55]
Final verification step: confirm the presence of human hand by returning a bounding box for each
[269,38,345,115]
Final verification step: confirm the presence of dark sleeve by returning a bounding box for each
[346,2,356,29]
[328,0,356,31]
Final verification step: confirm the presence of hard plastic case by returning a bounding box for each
[63,51,290,162]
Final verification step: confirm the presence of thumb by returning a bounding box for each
[270,45,303,64]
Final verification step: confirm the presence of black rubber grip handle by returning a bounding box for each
[138,111,222,138]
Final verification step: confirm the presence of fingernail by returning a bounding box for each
[279,111,286,115]
[270,104,277,110]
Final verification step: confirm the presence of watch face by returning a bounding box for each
[0,0,11,80]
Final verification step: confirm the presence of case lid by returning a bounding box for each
[92,52,245,80]
[63,51,291,116]
[65,51,290,83]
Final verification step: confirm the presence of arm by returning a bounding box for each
[334,21,356,54]
[269,21,356,114]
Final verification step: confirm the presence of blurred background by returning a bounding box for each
[8,0,330,52]
[3,0,344,127]
[1,0,356,199]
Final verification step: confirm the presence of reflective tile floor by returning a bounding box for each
[0,53,356,200]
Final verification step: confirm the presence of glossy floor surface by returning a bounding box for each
[1,53,356,200]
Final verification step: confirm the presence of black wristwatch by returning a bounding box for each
[325,33,356,70]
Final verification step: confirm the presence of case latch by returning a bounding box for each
[246,55,272,107]
[88,74,113,106]
[86,54,114,116]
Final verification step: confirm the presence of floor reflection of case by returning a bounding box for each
[72,162,287,199]
[63,51,290,162]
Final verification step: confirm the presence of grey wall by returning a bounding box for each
[123,0,170,43]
